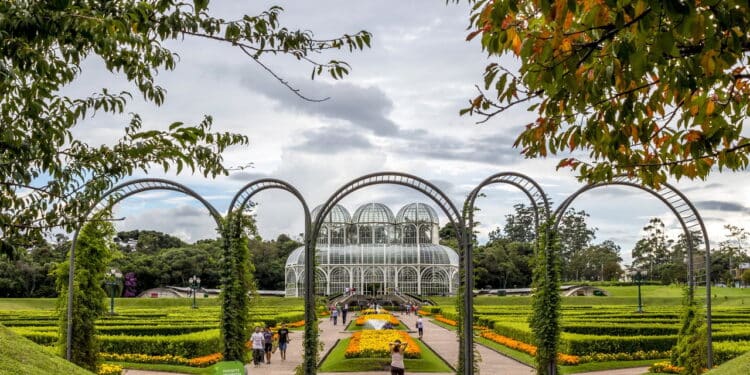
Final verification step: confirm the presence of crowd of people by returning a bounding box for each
[249,301,426,373]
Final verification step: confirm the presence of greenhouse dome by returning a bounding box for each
[285,202,459,297]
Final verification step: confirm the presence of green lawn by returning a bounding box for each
[0,325,93,375]
[431,286,750,307]
[318,337,453,372]
[705,350,750,375]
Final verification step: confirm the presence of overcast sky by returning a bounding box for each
[66,1,750,266]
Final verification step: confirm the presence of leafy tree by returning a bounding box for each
[462,0,750,186]
[501,203,537,243]
[115,230,186,254]
[55,218,116,371]
[574,240,623,281]
[718,224,749,284]
[556,208,596,281]
[475,237,533,288]
[742,269,750,286]
[632,218,673,281]
[0,0,371,257]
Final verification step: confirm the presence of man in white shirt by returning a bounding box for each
[250,326,265,367]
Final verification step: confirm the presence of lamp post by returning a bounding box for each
[634,270,647,313]
[189,275,201,309]
[105,268,122,315]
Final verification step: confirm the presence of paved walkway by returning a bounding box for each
[123,314,651,375]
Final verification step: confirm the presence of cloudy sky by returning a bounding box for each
[67,1,750,265]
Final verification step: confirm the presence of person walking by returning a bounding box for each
[332,306,339,325]
[416,315,424,340]
[250,326,264,367]
[277,323,290,361]
[342,303,349,325]
[389,339,408,375]
[263,326,274,364]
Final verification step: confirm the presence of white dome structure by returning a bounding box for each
[285,202,459,297]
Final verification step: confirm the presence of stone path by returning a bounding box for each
[122,314,651,375]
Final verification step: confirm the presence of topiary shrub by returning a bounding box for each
[530,221,561,375]
[220,213,256,362]
[670,288,707,375]
[56,216,116,371]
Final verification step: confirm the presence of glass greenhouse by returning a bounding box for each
[285,202,460,297]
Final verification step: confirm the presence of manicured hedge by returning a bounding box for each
[560,333,677,355]
[99,329,221,357]
[561,322,679,336]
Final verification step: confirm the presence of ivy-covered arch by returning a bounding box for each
[553,175,713,368]
[311,171,472,375]
[228,178,314,371]
[65,178,222,360]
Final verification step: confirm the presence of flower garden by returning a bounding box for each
[0,298,306,374]
[426,293,750,372]
[345,330,420,358]
[319,309,453,373]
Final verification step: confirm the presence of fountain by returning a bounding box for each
[365,319,388,330]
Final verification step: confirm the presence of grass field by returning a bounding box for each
[0,325,93,375]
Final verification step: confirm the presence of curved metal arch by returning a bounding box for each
[311,171,473,374]
[227,178,316,373]
[312,172,464,237]
[461,172,551,373]
[66,178,222,361]
[464,172,551,230]
[552,175,712,367]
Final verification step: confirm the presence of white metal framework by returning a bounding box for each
[285,202,459,297]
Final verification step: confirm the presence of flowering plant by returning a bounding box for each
[345,330,421,359]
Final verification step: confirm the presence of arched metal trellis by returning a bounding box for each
[553,175,713,368]
[311,172,473,374]
[65,178,222,360]
[464,172,551,233]
[227,178,315,373]
[463,172,551,373]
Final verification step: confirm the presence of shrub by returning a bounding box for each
[56,218,116,371]
[98,329,221,357]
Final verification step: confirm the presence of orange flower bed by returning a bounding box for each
[417,310,432,316]
[480,331,580,365]
[187,352,223,367]
[345,330,421,359]
[434,315,457,326]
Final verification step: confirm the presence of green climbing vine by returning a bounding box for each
[530,220,561,375]
[220,213,256,362]
[671,288,707,375]
[56,215,116,371]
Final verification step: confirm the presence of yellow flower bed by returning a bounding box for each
[97,363,123,375]
[359,308,389,314]
[355,313,400,326]
[345,330,421,359]
[100,352,222,367]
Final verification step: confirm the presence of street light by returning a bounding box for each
[105,268,122,315]
[633,269,647,313]
[189,275,201,309]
